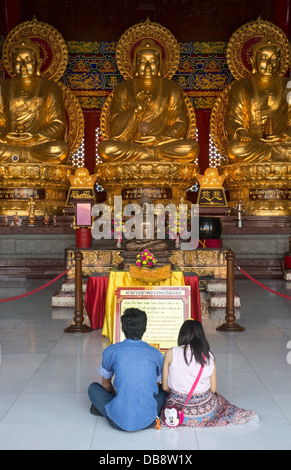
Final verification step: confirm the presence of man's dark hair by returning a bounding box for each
[121,308,147,340]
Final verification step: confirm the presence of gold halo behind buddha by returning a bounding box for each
[226,16,291,80]
[2,17,68,81]
[115,18,180,80]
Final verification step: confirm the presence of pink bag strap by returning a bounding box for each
[181,363,204,411]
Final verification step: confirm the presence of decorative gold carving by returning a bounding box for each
[66,249,125,278]
[58,82,85,159]
[68,167,96,188]
[197,250,220,265]
[197,167,226,188]
[210,84,232,161]
[169,249,227,279]
[169,251,184,266]
[112,252,124,266]
[222,161,291,215]
[99,93,113,142]
[66,248,227,280]
[196,167,228,207]
[0,162,73,215]
[95,161,199,206]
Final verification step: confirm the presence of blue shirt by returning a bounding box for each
[98,339,164,431]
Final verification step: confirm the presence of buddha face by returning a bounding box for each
[136,49,160,79]
[254,45,281,77]
[12,47,37,79]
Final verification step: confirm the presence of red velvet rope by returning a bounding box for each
[0,269,70,303]
[236,265,291,300]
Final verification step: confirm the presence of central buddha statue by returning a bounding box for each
[98,39,199,163]
[0,38,69,164]
[226,36,291,163]
[124,196,168,252]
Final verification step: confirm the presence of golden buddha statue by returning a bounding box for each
[226,36,291,163]
[211,18,291,215]
[0,18,84,216]
[0,38,69,164]
[27,194,36,225]
[98,39,199,163]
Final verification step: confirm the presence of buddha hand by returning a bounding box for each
[135,90,151,114]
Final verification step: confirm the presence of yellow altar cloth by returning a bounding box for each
[102,270,185,343]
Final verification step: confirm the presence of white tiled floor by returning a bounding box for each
[0,276,291,450]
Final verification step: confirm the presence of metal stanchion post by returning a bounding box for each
[64,250,92,334]
[216,249,245,333]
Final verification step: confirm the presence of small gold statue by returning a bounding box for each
[99,39,199,163]
[226,36,291,163]
[28,194,36,225]
[0,38,69,164]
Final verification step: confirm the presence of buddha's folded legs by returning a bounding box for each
[227,139,271,163]
[271,142,291,162]
[29,140,70,163]
[156,139,199,162]
[99,139,199,163]
[228,138,291,163]
[99,140,155,162]
[0,140,69,163]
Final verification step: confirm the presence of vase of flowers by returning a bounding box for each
[136,249,157,268]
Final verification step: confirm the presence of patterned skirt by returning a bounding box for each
[162,390,259,428]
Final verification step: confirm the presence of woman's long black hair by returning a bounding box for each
[177,319,212,367]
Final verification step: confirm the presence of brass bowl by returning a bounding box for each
[129,264,172,283]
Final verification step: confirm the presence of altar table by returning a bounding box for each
[85,270,201,342]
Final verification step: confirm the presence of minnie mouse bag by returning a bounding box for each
[163,364,204,427]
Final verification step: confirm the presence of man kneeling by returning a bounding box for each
[88,308,168,431]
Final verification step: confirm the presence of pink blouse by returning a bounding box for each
[167,346,214,394]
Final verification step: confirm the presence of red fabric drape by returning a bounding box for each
[85,274,201,330]
[85,276,109,329]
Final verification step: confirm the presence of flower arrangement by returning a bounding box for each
[136,249,157,268]
[111,213,127,239]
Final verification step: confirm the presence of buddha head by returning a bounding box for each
[11,38,42,79]
[134,39,162,79]
[250,36,282,77]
